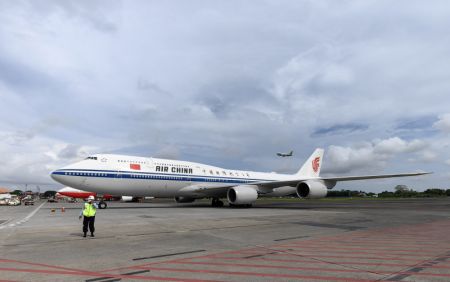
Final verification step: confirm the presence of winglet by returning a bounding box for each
[296,148,324,177]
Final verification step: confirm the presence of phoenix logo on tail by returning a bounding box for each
[312,157,320,173]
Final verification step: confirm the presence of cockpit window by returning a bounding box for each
[85,156,98,160]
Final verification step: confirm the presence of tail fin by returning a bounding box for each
[295,148,324,177]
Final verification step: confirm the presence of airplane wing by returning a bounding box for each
[251,172,431,189]
[184,172,432,196]
[321,172,432,182]
[178,183,233,198]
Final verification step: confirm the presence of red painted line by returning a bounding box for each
[279,244,446,254]
[209,256,415,268]
[282,238,444,243]
[97,248,262,273]
[254,252,431,262]
[200,256,450,270]
[166,260,394,275]
[278,247,439,257]
[0,258,99,274]
[0,267,218,282]
[136,266,377,282]
[228,248,434,259]
[400,272,450,278]
[423,264,450,269]
[286,242,450,249]
[308,239,450,245]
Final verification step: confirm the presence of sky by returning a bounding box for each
[0,0,450,192]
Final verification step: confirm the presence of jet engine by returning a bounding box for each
[174,196,196,203]
[227,185,258,205]
[296,180,334,199]
[121,196,144,202]
[121,196,133,202]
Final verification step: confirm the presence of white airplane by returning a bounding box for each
[277,150,293,157]
[50,148,429,208]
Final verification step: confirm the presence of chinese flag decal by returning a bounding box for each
[312,157,320,173]
[130,164,141,170]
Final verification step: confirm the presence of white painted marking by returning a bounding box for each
[0,202,46,230]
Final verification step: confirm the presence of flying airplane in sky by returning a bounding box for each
[51,148,429,209]
[277,150,293,157]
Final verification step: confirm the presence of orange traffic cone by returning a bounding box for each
[61,207,65,212]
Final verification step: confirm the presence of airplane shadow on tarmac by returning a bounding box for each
[44,203,320,210]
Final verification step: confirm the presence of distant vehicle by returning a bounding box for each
[8,195,21,206]
[23,196,34,206]
[51,148,430,208]
[0,193,12,203]
[66,197,77,203]
[277,150,293,157]
[47,197,58,203]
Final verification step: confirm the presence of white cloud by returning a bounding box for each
[433,113,450,133]
[0,129,100,187]
[374,137,427,155]
[0,1,450,190]
[324,137,429,174]
[418,150,438,163]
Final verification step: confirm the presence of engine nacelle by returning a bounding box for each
[227,185,258,205]
[174,196,196,203]
[121,196,133,202]
[296,180,330,199]
[121,196,144,202]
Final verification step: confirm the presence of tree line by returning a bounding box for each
[327,185,450,198]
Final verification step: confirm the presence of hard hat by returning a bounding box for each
[87,196,95,201]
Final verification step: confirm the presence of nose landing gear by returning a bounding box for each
[98,201,107,209]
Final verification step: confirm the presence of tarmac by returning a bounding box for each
[1,197,450,281]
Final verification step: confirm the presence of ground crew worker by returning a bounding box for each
[79,195,98,237]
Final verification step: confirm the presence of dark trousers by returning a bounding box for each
[83,216,95,234]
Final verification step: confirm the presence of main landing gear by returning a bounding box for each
[211,198,224,207]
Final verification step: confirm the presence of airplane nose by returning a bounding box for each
[50,169,65,183]
[50,170,59,181]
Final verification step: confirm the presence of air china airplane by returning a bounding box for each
[50,148,429,209]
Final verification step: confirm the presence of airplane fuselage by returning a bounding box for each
[51,154,299,198]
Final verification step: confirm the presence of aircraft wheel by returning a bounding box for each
[98,201,107,209]
[212,198,224,207]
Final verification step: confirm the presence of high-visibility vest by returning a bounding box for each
[83,203,97,217]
